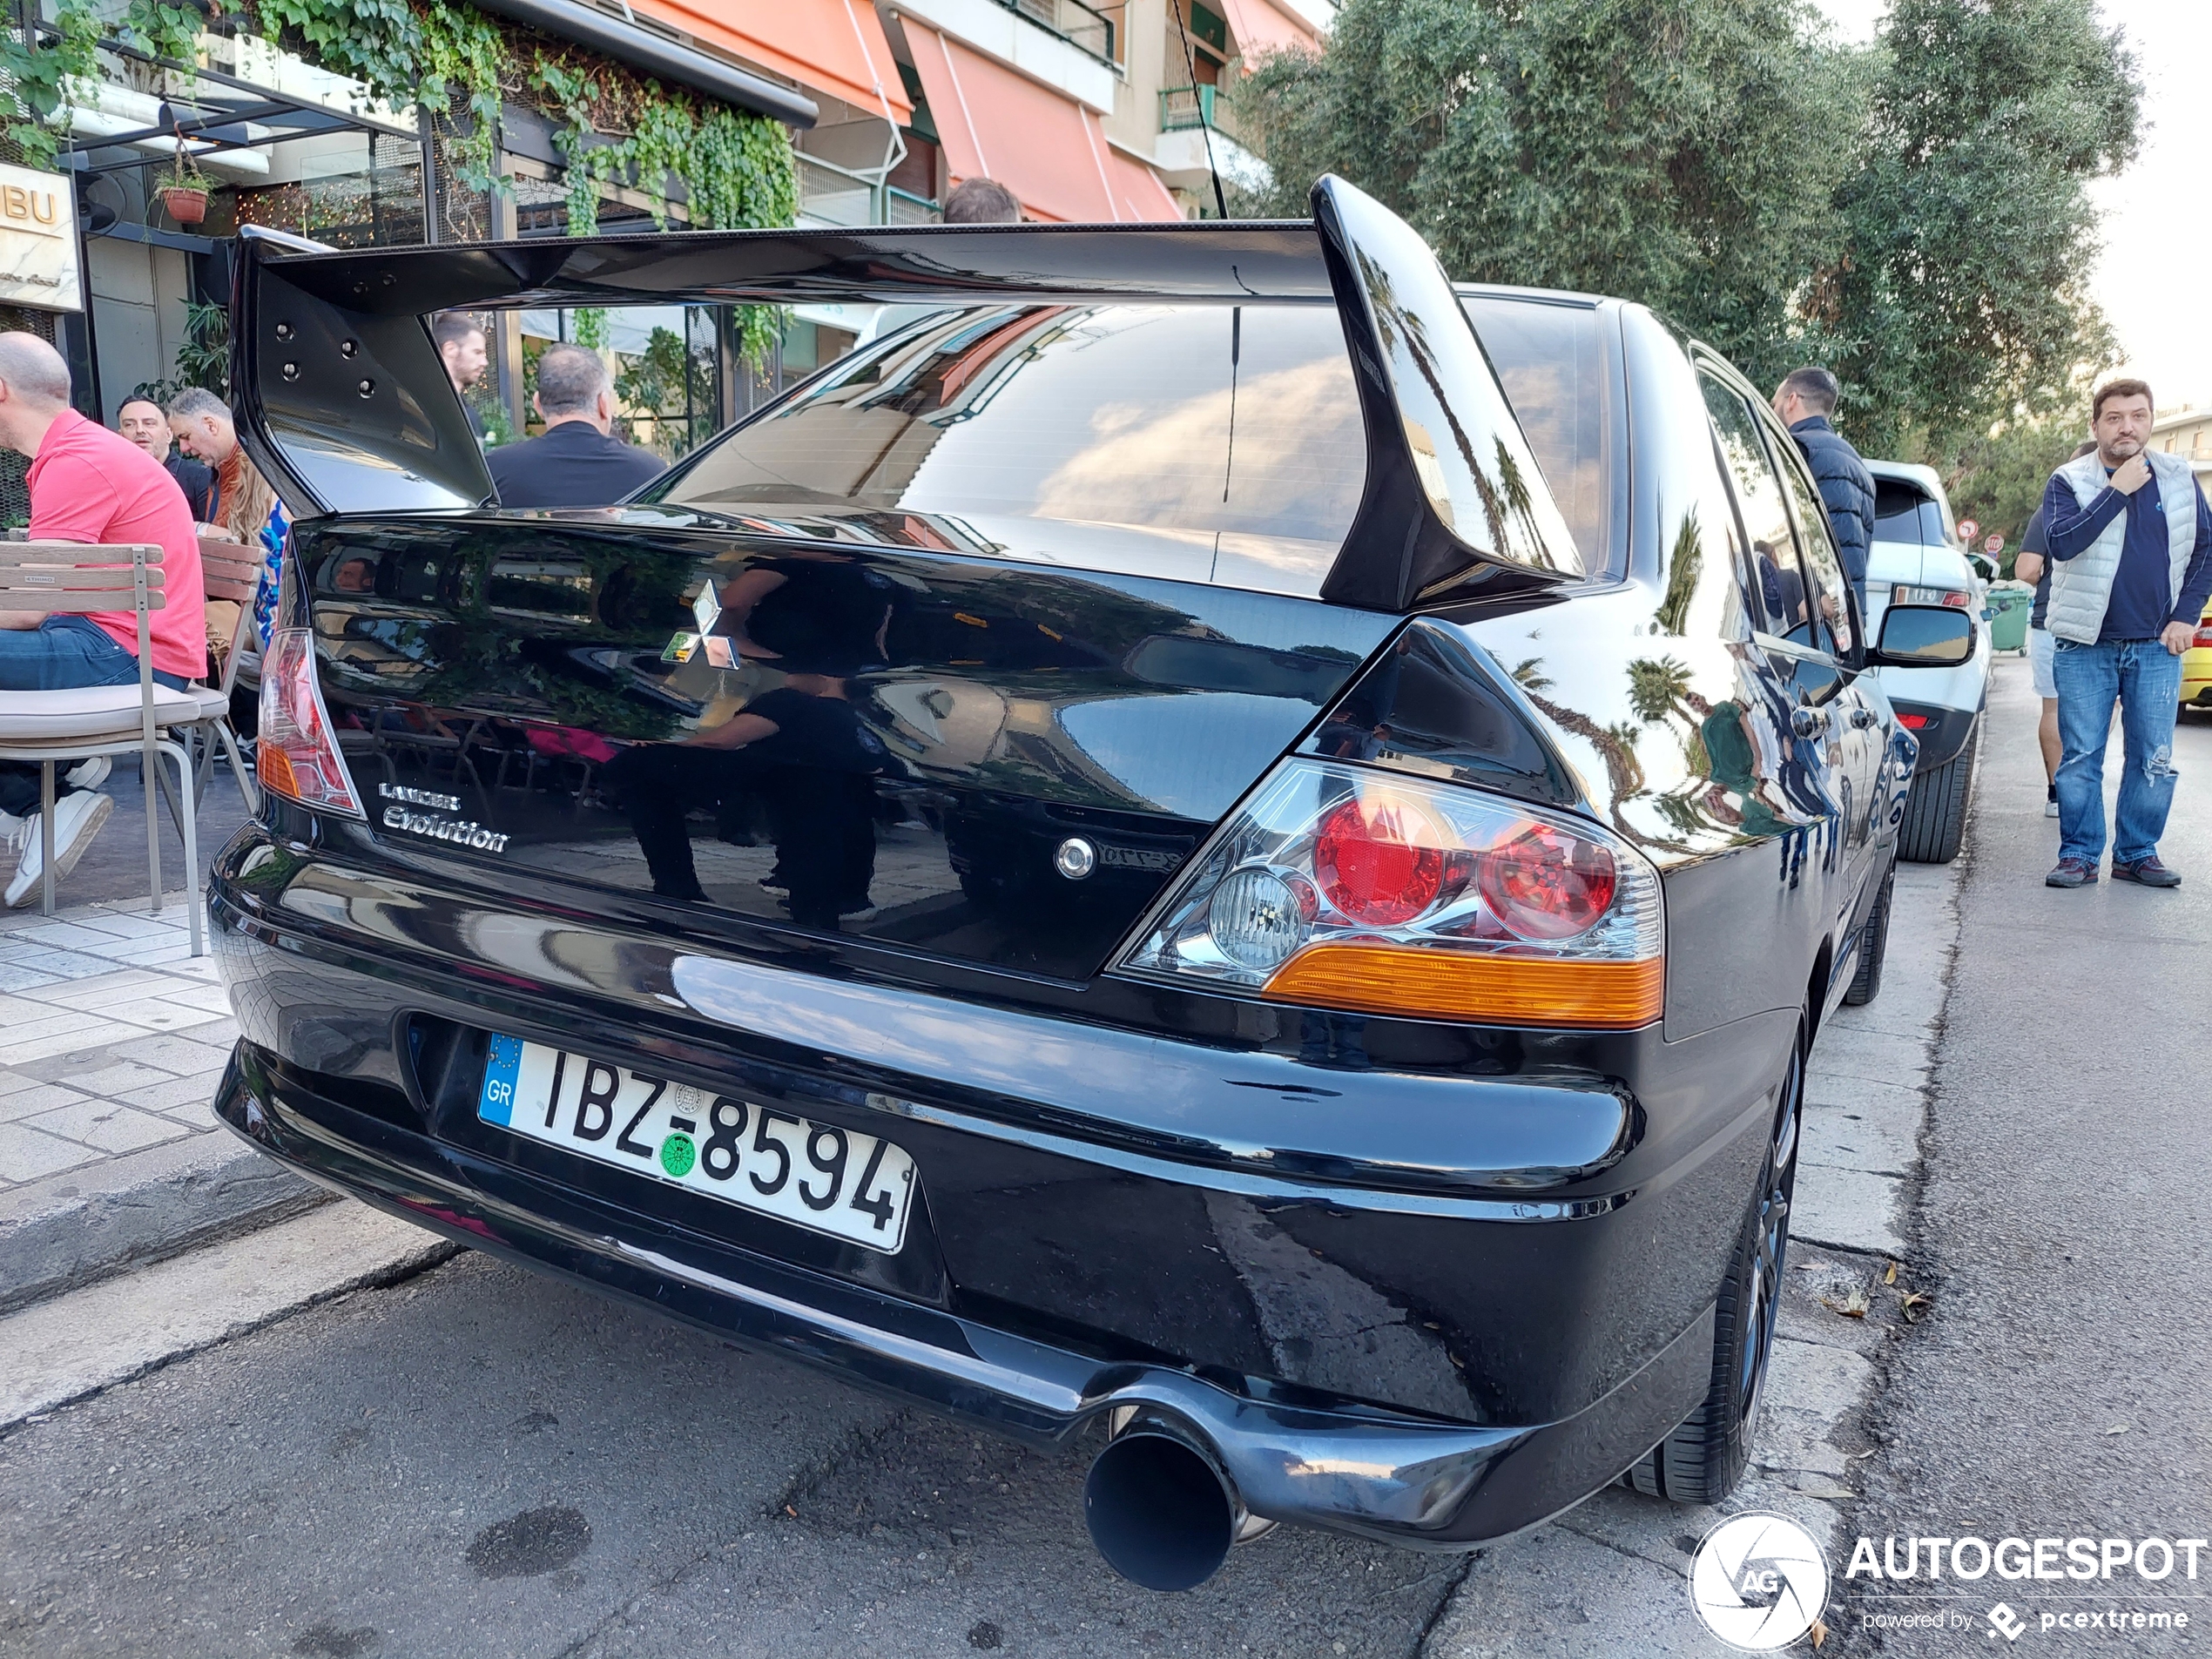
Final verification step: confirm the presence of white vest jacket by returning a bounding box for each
[2046,448,2201,644]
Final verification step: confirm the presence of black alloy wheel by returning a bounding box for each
[1628,1020,1804,1505]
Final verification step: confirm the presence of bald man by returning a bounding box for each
[0,333,206,905]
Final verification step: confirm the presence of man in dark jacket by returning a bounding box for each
[116,395,215,521]
[1773,367,1875,610]
[488,344,666,509]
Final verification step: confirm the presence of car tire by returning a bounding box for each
[1897,725,1977,864]
[1627,1021,1802,1507]
[1844,865,1894,1007]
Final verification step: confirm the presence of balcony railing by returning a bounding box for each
[796,152,941,227]
[1159,83,1247,145]
[999,0,1117,65]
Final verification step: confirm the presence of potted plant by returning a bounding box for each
[158,158,212,225]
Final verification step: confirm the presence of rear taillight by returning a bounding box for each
[2194,622,2212,649]
[1896,711,1928,730]
[1115,761,1663,1028]
[257,627,363,817]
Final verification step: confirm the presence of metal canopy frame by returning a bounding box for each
[57,31,421,182]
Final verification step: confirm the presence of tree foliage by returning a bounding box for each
[1233,0,2141,460]
[1233,0,1860,388]
[1822,0,2140,453]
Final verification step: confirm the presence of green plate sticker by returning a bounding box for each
[659,1131,697,1177]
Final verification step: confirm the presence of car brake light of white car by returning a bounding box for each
[257,626,364,817]
[1115,759,1664,1028]
[1897,712,1929,730]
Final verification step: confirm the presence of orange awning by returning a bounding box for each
[1219,0,1318,62]
[1109,146,1184,221]
[905,27,1181,223]
[628,0,912,124]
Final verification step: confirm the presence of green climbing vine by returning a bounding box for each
[524,51,793,359]
[2,0,102,170]
[6,0,798,363]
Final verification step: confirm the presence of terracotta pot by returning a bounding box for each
[160,186,209,225]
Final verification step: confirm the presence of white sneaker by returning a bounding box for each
[63,756,111,791]
[5,792,116,907]
[2045,799,2060,819]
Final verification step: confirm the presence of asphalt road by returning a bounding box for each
[1841,655,2212,1649]
[0,1246,1457,1658]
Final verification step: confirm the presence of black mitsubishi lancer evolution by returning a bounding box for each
[209,175,1966,1590]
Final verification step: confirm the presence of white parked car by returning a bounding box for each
[1861,460,1993,864]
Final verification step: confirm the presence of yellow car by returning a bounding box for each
[2187,596,2212,711]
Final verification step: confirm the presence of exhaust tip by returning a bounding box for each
[1083,1429,1237,1592]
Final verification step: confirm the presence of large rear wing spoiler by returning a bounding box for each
[232,176,1581,610]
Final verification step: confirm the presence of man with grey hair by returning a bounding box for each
[1773,365,1876,611]
[0,332,206,904]
[486,343,664,509]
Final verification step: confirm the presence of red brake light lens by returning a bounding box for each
[1477,824,1617,941]
[1897,711,1928,730]
[258,626,363,817]
[2194,624,2212,649]
[1313,795,1445,925]
[1116,760,1664,1028]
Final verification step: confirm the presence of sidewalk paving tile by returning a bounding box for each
[0,1123,102,1184]
[22,1099,190,1156]
[0,894,238,1204]
[85,997,224,1033]
[118,1075,226,1112]
[0,1085,90,1124]
[45,1061,173,1098]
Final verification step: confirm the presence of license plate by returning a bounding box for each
[476,1035,917,1253]
[1893,584,1968,608]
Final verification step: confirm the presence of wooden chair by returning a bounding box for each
[0,543,206,953]
[186,534,263,810]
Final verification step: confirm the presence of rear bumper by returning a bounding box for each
[1892,699,1979,773]
[216,1040,1712,1548]
[207,825,1785,1546]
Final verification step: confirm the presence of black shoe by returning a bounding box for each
[2112,857,2182,888]
[2046,858,2099,888]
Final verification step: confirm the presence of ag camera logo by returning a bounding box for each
[1689,1513,1831,1650]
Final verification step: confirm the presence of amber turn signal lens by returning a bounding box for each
[1263,943,1663,1028]
[257,744,299,802]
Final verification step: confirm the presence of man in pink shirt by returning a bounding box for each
[0,333,207,906]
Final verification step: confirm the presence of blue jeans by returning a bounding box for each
[0,617,186,818]
[2054,637,2183,865]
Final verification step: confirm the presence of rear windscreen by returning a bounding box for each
[643,304,1366,597]
[1874,480,1947,545]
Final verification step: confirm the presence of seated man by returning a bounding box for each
[0,334,207,906]
[488,345,665,509]
[117,395,215,522]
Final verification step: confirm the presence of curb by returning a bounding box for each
[0,1130,330,1316]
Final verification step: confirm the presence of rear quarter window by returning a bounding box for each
[1873,480,1947,546]
[1460,295,1615,571]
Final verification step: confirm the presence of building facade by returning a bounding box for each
[3,0,1325,509]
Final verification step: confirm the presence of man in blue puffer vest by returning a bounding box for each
[1773,367,1876,614]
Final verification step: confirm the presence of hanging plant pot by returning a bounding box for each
[160,186,210,225]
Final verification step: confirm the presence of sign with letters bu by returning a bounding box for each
[0,165,81,313]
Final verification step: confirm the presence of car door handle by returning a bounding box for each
[1849,706,1878,729]
[1791,707,1826,738]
